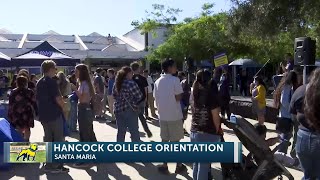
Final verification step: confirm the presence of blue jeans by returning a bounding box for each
[115,108,140,142]
[190,132,221,180]
[68,100,78,132]
[296,129,320,180]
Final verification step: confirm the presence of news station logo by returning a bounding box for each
[9,142,46,163]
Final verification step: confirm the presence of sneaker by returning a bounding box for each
[46,167,69,174]
[73,163,90,168]
[158,165,169,174]
[175,164,187,174]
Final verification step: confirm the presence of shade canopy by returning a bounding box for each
[12,41,80,66]
[0,52,11,67]
[229,58,262,68]
[0,52,10,60]
[199,60,213,68]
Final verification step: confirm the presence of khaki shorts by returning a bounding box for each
[159,120,184,141]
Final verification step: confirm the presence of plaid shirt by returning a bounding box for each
[112,80,143,114]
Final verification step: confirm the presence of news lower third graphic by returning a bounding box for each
[4,142,242,163]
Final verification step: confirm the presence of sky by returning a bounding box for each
[0,0,231,37]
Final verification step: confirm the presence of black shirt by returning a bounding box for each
[132,74,148,103]
[290,84,315,132]
[36,76,62,122]
[181,79,190,105]
[191,80,220,134]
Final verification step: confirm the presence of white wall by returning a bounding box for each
[148,27,168,48]
[123,27,168,50]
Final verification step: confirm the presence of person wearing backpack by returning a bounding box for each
[273,71,298,154]
[8,76,38,142]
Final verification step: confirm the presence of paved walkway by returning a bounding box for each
[2,110,303,180]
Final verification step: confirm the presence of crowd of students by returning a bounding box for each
[3,57,320,179]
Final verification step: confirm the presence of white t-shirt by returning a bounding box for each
[146,76,154,93]
[153,74,183,121]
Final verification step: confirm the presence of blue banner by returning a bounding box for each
[5,142,242,163]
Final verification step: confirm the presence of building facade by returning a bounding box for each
[0,27,168,71]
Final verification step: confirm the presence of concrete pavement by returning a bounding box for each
[1,110,303,180]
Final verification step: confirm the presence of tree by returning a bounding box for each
[201,3,215,17]
[131,4,182,34]
[228,0,320,63]
[147,13,232,63]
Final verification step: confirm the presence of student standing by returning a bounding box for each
[36,60,69,173]
[239,69,248,96]
[251,76,267,124]
[178,71,190,135]
[57,71,72,124]
[273,71,298,154]
[71,64,97,167]
[154,59,187,174]
[130,62,152,138]
[8,76,37,141]
[106,69,116,123]
[143,70,157,119]
[93,68,105,119]
[190,69,222,180]
[219,68,231,120]
[113,66,143,142]
[72,64,97,142]
[68,73,78,132]
[291,68,320,179]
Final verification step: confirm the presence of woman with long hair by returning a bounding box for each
[292,68,320,179]
[68,73,78,132]
[113,66,143,142]
[252,76,267,124]
[190,69,222,180]
[8,76,37,141]
[273,71,298,154]
[72,64,96,142]
[57,71,72,130]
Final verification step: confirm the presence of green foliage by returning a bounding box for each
[134,1,320,67]
[201,3,215,16]
[147,13,231,63]
[131,4,182,34]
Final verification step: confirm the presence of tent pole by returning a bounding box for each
[233,66,237,92]
[254,58,270,77]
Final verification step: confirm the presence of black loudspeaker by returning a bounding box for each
[294,37,316,66]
